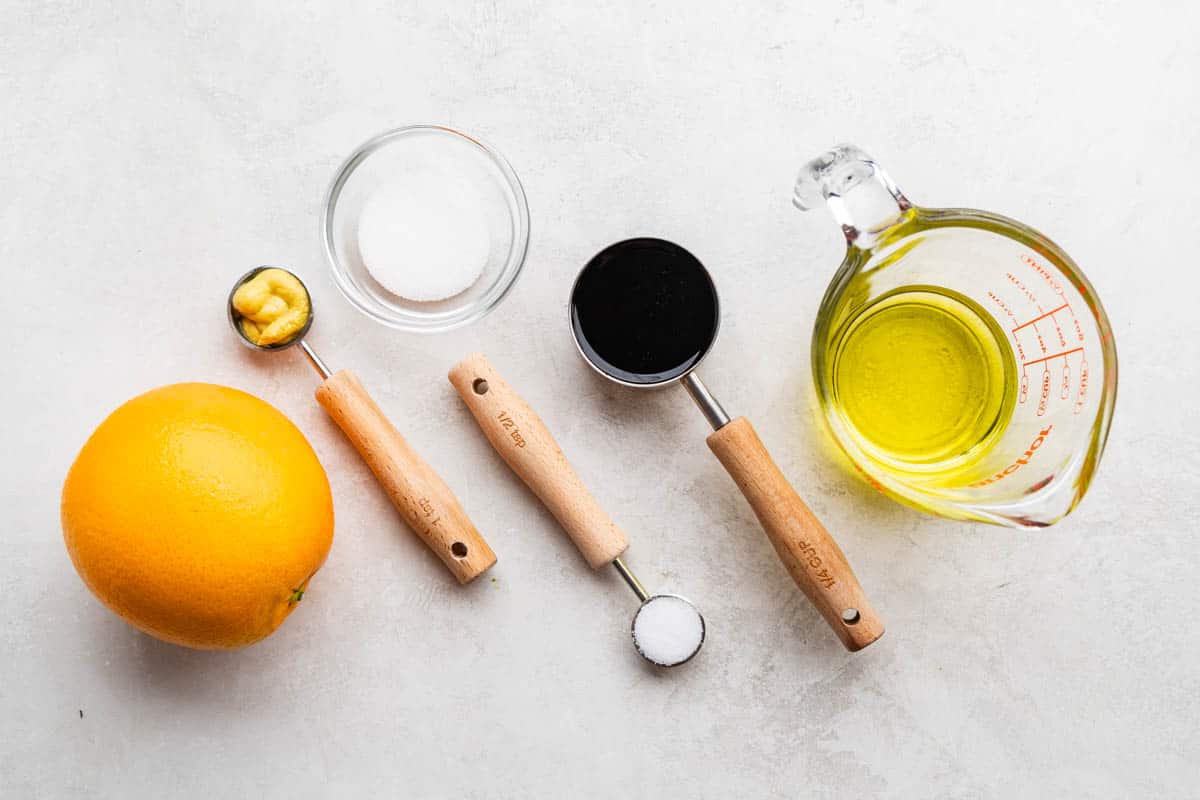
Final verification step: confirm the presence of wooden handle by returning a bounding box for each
[448,353,629,569]
[314,369,496,584]
[707,417,883,651]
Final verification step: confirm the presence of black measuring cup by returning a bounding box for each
[570,238,883,651]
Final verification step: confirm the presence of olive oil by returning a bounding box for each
[828,286,1016,473]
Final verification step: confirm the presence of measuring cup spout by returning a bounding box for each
[794,144,912,247]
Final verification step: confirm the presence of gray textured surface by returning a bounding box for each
[3,2,1198,797]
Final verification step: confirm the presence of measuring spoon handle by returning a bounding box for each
[707,417,884,651]
[449,353,629,569]
[315,369,496,584]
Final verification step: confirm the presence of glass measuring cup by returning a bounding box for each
[796,145,1117,528]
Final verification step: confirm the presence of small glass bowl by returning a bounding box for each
[322,125,530,333]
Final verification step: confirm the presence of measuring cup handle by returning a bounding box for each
[315,369,496,584]
[706,417,884,651]
[448,353,629,569]
[793,144,911,247]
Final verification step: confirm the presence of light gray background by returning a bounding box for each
[3,2,1197,797]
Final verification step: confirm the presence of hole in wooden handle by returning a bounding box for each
[450,541,468,558]
[841,608,860,625]
[472,378,489,395]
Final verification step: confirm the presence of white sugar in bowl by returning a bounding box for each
[323,125,530,333]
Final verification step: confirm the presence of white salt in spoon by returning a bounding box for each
[449,353,706,668]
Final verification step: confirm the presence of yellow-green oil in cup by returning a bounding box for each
[827,286,1016,478]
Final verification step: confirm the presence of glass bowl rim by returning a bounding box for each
[321,124,530,334]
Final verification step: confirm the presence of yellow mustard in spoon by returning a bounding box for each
[231,267,312,347]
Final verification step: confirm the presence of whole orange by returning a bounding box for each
[61,383,334,649]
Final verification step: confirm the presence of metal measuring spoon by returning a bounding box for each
[449,353,705,667]
[228,266,328,371]
[569,238,884,652]
[228,266,497,584]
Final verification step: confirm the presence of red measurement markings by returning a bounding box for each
[1020,253,1066,296]
[1033,318,1067,349]
[1019,252,1083,344]
[1075,359,1090,415]
[1032,323,1047,355]
[1006,273,1041,308]
[1012,303,1068,333]
[969,426,1053,488]
[988,291,1019,322]
[989,291,1027,362]
[1022,347,1083,367]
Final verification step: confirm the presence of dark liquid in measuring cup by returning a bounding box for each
[571,238,719,384]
